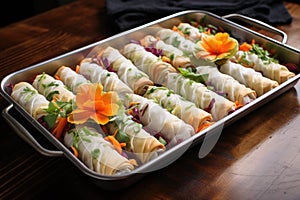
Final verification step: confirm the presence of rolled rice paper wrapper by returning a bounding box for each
[11,82,49,119]
[140,35,194,69]
[64,126,135,176]
[167,73,236,121]
[55,66,89,94]
[156,28,202,57]
[123,93,195,146]
[99,46,153,95]
[122,43,176,86]
[143,86,213,132]
[234,50,295,84]
[176,22,206,42]
[79,58,133,99]
[196,65,257,105]
[220,60,279,96]
[32,73,74,102]
[106,113,165,164]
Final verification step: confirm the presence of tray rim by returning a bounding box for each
[1,10,300,184]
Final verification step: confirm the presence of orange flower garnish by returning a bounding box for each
[196,32,238,62]
[67,83,119,125]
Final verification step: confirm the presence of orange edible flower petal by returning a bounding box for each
[198,32,238,61]
[67,109,94,124]
[90,112,110,125]
[67,83,119,125]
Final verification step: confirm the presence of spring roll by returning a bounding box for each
[156,28,202,57]
[55,66,90,94]
[99,46,154,95]
[11,82,49,119]
[56,66,164,163]
[143,86,213,132]
[32,73,74,102]
[79,58,133,99]
[106,112,165,164]
[64,126,135,176]
[220,60,279,96]
[234,50,295,83]
[122,43,176,86]
[176,22,206,42]
[123,93,195,146]
[140,35,194,69]
[196,65,257,105]
[167,73,236,121]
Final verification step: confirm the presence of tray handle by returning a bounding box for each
[2,104,63,157]
[222,13,288,44]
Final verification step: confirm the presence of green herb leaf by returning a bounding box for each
[91,148,100,159]
[43,113,58,129]
[158,136,167,146]
[250,44,278,64]
[116,130,130,143]
[178,68,208,84]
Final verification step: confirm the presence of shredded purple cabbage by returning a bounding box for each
[285,63,299,74]
[37,116,49,129]
[204,98,215,113]
[144,47,163,57]
[130,39,141,44]
[100,57,117,73]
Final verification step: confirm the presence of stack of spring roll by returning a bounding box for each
[10,20,296,176]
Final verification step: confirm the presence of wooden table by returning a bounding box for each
[0,0,299,199]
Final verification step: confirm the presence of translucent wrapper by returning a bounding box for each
[140,35,194,69]
[55,66,89,94]
[167,73,236,121]
[123,93,195,146]
[32,73,74,102]
[122,43,176,86]
[55,65,164,164]
[143,86,213,132]
[99,46,153,95]
[79,58,133,99]
[156,28,201,56]
[64,126,135,176]
[196,65,257,105]
[106,112,165,164]
[176,22,206,42]
[234,50,295,84]
[220,60,279,96]
[11,82,49,119]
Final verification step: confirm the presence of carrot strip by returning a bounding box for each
[234,101,243,110]
[52,117,67,139]
[105,135,125,154]
[54,75,60,80]
[162,56,171,63]
[239,42,252,51]
[172,26,178,32]
[196,121,213,133]
[75,65,80,73]
[71,146,79,157]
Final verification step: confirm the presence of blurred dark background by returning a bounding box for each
[0,0,75,27]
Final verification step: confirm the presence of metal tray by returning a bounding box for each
[1,10,299,190]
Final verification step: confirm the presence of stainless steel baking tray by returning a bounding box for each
[1,10,299,190]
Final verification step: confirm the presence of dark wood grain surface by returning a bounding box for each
[0,1,299,199]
